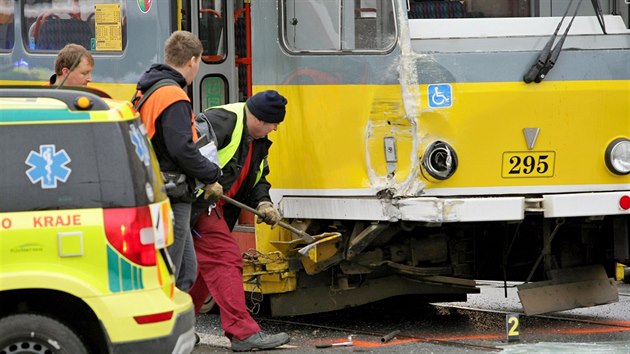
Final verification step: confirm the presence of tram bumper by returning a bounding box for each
[542,191,630,218]
[279,190,630,222]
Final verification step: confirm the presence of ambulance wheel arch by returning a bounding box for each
[0,314,87,354]
[0,289,108,354]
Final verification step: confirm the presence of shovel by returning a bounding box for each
[220,195,315,243]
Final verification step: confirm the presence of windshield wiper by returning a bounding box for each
[523,0,582,84]
[590,0,607,34]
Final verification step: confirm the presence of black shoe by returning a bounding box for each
[231,332,290,352]
[195,332,200,347]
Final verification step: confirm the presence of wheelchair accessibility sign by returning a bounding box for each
[428,84,452,108]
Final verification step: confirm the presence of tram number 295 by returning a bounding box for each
[501,151,555,178]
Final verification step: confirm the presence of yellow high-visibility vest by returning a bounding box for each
[208,103,265,185]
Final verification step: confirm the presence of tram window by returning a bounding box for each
[282,0,396,52]
[200,76,227,111]
[408,0,467,19]
[198,0,226,63]
[410,0,628,53]
[408,0,612,19]
[407,0,527,18]
[22,0,126,52]
[0,0,14,50]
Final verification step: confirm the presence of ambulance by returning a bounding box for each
[0,87,195,354]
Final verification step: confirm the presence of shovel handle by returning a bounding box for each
[220,195,314,243]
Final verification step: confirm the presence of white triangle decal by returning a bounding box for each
[523,128,540,150]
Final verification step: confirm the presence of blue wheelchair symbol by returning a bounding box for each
[428,84,452,108]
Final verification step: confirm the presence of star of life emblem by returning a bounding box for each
[25,144,72,189]
[130,124,151,166]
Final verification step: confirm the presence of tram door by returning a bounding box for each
[187,0,248,113]
[185,0,256,250]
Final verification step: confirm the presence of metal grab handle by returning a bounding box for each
[220,195,314,243]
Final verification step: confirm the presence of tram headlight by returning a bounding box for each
[605,138,630,175]
[421,141,458,181]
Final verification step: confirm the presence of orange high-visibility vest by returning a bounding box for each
[137,85,198,140]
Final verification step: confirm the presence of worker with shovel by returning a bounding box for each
[188,90,290,352]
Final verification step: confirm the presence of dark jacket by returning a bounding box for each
[136,64,220,198]
[192,106,272,230]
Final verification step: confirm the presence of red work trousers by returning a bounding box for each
[189,206,261,340]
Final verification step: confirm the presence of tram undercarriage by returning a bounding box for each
[244,214,628,317]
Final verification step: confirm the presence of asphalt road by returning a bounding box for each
[192,281,630,353]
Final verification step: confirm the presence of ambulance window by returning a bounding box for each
[22,0,126,52]
[282,0,396,53]
[199,0,226,63]
[0,0,14,50]
[199,76,227,110]
[1,120,158,213]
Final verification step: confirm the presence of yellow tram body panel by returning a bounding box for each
[261,81,630,191]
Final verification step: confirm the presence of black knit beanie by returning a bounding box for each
[246,90,288,123]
